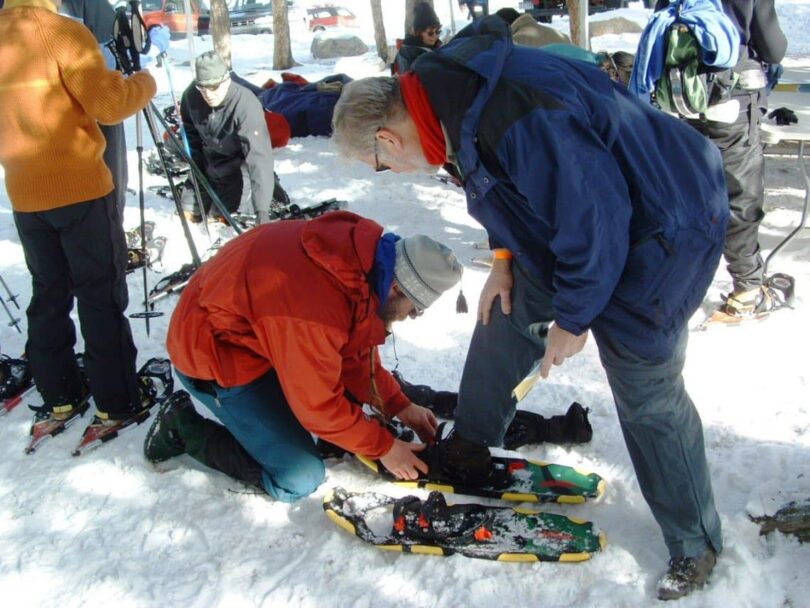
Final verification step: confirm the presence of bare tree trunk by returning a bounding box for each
[370,0,388,63]
[272,0,295,70]
[210,0,232,67]
[404,0,434,36]
[566,0,587,49]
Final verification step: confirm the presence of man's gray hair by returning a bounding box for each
[331,77,409,159]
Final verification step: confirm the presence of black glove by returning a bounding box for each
[503,402,593,450]
[768,107,798,126]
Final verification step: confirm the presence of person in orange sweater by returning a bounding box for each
[0,0,157,441]
[145,211,463,502]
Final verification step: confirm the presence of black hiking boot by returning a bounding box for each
[144,390,202,463]
[657,547,718,601]
[426,427,496,487]
[391,370,458,419]
[503,402,593,450]
[144,390,265,491]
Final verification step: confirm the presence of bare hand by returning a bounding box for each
[379,439,428,480]
[539,322,589,379]
[397,403,438,443]
[478,259,513,325]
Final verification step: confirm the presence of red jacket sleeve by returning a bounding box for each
[254,316,395,458]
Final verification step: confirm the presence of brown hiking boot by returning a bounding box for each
[657,547,718,600]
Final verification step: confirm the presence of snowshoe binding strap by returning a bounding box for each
[391,492,494,543]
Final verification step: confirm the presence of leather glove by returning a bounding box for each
[768,107,798,126]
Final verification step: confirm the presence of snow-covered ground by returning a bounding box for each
[1,3,809,607]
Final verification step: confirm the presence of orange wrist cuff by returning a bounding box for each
[492,249,513,260]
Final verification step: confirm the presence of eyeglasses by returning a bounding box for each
[425,27,442,37]
[195,79,227,92]
[373,129,390,173]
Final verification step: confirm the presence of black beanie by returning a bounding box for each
[413,2,440,33]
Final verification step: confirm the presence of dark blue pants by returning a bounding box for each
[456,262,723,559]
[176,369,325,502]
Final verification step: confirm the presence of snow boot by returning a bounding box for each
[503,402,593,450]
[144,390,264,490]
[391,370,457,419]
[657,547,718,601]
[425,426,505,487]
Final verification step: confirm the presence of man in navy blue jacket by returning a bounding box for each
[333,17,728,600]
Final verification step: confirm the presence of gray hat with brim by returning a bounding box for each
[394,235,463,311]
[195,51,230,86]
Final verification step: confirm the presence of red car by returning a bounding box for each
[306,5,357,32]
[141,0,207,36]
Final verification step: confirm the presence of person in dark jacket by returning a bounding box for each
[654,0,787,319]
[146,212,462,502]
[392,2,443,74]
[180,51,289,225]
[333,17,728,600]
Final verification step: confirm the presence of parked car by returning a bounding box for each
[521,0,628,23]
[197,0,275,36]
[306,5,357,32]
[141,0,207,36]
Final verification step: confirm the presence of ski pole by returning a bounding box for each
[149,100,244,234]
[0,293,22,333]
[141,103,204,266]
[0,273,20,309]
[112,1,164,334]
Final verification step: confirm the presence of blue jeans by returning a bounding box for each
[176,369,325,502]
[456,262,723,558]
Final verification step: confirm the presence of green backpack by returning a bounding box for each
[655,24,737,119]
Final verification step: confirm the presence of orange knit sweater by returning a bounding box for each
[0,0,156,212]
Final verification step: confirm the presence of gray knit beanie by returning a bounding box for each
[394,235,463,311]
[195,51,229,86]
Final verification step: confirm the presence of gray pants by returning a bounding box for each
[456,262,722,559]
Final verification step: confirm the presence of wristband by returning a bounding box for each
[492,248,513,260]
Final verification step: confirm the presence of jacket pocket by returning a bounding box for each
[612,227,721,330]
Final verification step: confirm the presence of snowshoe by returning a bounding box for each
[125,221,156,249]
[25,388,92,454]
[71,357,174,456]
[146,263,199,306]
[0,355,34,416]
[324,487,606,562]
[357,424,605,504]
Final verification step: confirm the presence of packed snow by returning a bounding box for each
[1,1,809,606]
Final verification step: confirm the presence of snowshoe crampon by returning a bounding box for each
[357,453,605,504]
[324,487,605,562]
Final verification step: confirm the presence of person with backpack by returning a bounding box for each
[392,2,443,75]
[650,0,787,320]
[332,16,728,600]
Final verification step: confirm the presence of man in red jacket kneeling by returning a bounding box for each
[145,211,462,502]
